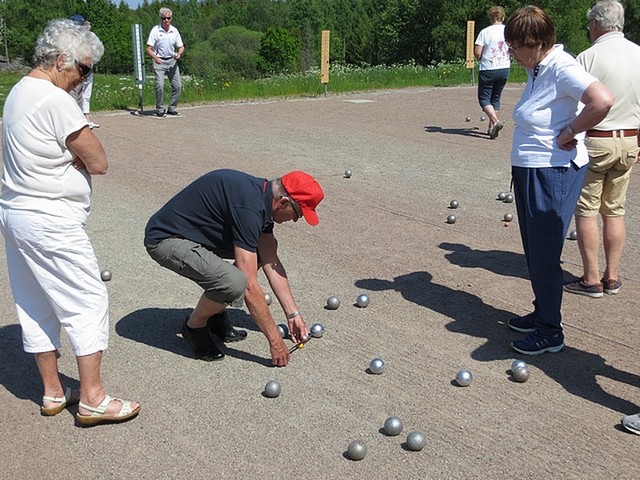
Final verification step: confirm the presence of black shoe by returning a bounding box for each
[166,110,181,116]
[180,318,225,361]
[157,109,166,117]
[208,311,248,343]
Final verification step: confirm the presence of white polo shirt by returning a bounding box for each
[577,31,640,131]
[147,24,184,58]
[511,45,597,168]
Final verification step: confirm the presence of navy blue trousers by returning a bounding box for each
[512,164,587,335]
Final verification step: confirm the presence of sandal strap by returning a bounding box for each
[78,394,113,415]
[42,386,72,404]
[78,395,136,417]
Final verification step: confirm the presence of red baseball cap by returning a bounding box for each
[281,171,324,226]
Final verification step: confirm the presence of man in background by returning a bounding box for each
[564,0,640,300]
[69,14,99,129]
[146,7,184,117]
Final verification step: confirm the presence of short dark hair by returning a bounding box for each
[505,5,556,50]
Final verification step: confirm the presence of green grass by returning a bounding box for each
[0,62,528,114]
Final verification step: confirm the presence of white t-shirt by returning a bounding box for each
[475,24,510,71]
[147,24,184,58]
[0,77,92,223]
[511,45,597,168]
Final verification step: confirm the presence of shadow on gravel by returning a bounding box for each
[0,324,78,406]
[439,242,529,280]
[424,125,488,139]
[355,270,514,362]
[355,270,640,414]
[116,307,268,365]
[525,348,640,414]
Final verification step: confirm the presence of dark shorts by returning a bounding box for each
[146,237,247,305]
[477,68,510,110]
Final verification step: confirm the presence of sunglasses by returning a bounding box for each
[161,16,172,20]
[76,61,93,79]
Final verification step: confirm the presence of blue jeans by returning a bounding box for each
[478,68,509,110]
[512,163,587,334]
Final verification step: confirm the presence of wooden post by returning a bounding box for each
[321,30,330,97]
[466,21,475,86]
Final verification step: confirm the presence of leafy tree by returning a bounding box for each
[187,25,262,83]
[258,26,300,74]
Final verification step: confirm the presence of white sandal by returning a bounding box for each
[41,386,79,416]
[76,394,140,425]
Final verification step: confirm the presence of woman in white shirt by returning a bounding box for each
[474,6,511,139]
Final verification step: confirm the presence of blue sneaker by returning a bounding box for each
[508,312,536,333]
[512,330,565,355]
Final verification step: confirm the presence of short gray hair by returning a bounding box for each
[159,7,173,18]
[33,19,104,69]
[588,0,625,31]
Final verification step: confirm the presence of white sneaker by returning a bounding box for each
[89,121,100,129]
[622,412,640,435]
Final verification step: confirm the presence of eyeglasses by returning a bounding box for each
[161,16,172,20]
[508,44,520,53]
[290,199,302,220]
[76,61,93,79]
[586,19,593,30]
[285,196,302,220]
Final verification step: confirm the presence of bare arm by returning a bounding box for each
[234,245,290,366]
[557,81,614,150]
[474,45,483,62]
[146,45,162,64]
[258,233,309,344]
[175,45,185,59]
[66,127,107,175]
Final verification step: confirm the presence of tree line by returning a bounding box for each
[2,0,640,83]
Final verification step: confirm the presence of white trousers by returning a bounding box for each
[0,208,109,355]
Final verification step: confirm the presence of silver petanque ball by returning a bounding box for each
[512,366,530,383]
[504,194,514,203]
[447,214,457,224]
[455,369,473,387]
[344,169,353,178]
[369,357,385,374]
[569,229,578,240]
[406,431,427,451]
[310,323,325,338]
[264,292,273,305]
[347,440,367,460]
[264,380,282,398]
[276,323,289,339]
[100,269,112,282]
[465,116,471,122]
[384,416,404,436]
[326,295,341,310]
[503,213,513,222]
[498,191,507,200]
[511,359,528,372]
[480,115,486,121]
[356,294,370,308]
[449,199,459,209]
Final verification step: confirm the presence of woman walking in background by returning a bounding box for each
[475,6,511,139]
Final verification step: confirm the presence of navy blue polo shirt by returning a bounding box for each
[144,169,274,252]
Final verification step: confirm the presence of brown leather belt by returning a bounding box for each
[586,129,638,137]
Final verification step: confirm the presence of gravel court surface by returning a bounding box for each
[1,85,639,479]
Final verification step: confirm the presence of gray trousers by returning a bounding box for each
[153,58,182,112]
[146,238,246,305]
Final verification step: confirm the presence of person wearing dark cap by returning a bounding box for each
[69,14,99,129]
[144,169,324,367]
